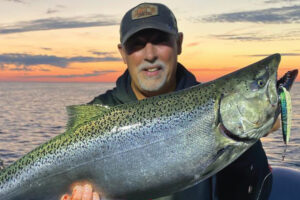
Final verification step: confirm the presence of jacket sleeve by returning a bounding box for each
[88,90,122,106]
[215,140,272,200]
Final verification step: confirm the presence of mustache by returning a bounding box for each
[137,60,167,72]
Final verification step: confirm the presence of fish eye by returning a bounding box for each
[250,78,266,91]
[257,79,265,88]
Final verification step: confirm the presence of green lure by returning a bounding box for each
[279,86,292,161]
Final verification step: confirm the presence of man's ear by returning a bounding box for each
[118,44,127,64]
[177,32,183,55]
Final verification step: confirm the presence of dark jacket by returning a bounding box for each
[89,63,272,200]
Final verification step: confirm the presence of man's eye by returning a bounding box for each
[125,41,145,54]
[134,41,146,47]
[152,36,169,44]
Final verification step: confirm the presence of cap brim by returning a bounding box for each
[121,22,178,45]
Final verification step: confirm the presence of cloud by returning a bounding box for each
[0,15,119,34]
[89,51,115,56]
[186,42,200,47]
[46,4,66,14]
[41,47,52,51]
[0,53,122,71]
[55,70,117,78]
[10,66,33,71]
[200,5,300,24]
[5,0,25,3]
[0,54,68,68]
[46,9,60,14]
[24,70,118,79]
[264,0,299,3]
[210,29,300,41]
[69,56,121,63]
[39,68,50,72]
[246,53,300,57]
[56,5,66,9]
[190,67,237,72]
[210,33,271,41]
[0,64,8,70]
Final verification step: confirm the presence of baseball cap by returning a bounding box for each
[120,3,178,45]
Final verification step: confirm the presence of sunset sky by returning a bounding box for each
[0,0,299,82]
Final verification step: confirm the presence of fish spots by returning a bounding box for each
[0,80,219,194]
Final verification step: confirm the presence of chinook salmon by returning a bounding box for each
[0,54,296,200]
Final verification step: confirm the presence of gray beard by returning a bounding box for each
[137,60,167,92]
[137,75,167,92]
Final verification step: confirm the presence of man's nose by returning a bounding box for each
[144,42,157,63]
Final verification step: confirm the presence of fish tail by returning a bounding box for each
[277,69,298,91]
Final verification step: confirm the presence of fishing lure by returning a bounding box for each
[279,86,292,161]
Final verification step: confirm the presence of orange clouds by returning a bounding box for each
[0,54,299,83]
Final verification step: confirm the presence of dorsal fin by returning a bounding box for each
[66,104,110,131]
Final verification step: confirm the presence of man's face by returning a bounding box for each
[119,29,183,98]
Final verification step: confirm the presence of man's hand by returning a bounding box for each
[270,117,281,132]
[60,183,100,200]
[264,117,281,137]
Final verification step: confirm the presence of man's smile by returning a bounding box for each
[142,65,163,77]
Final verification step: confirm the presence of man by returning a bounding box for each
[61,3,275,200]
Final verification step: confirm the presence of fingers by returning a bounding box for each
[60,183,101,200]
[92,192,100,200]
[82,184,93,200]
[60,194,71,200]
[71,185,83,200]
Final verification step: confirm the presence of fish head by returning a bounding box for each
[218,54,281,142]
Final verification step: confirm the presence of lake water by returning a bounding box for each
[0,82,299,170]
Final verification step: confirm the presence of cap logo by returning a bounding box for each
[131,4,158,20]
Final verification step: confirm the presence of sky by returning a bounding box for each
[0,0,300,82]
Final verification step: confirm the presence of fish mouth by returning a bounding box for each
[217,96,257,144]
[218,117,274,144]
[219,123,256,143]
